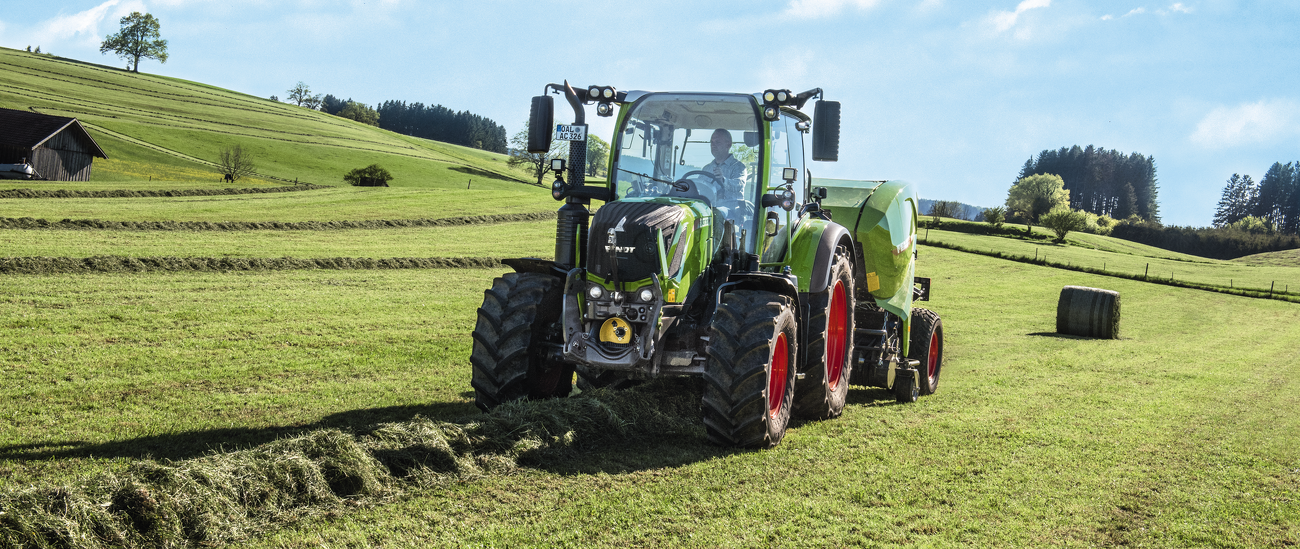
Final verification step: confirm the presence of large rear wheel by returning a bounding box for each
[702,290,798,448]
[470,273,573,411]
[908,307,944,396]
[793,246,855,419]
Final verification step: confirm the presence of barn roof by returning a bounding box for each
[0,108,108,159]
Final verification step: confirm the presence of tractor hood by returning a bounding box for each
[587,199,698,283]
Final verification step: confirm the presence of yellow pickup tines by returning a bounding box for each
[599,317,632,344]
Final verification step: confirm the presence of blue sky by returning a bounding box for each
[3,0,1297,226]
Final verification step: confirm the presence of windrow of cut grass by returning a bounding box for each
[0,212,551,231]
[0,256,504,275]
[0,186,553,222]
[0,184,326,200]
[923,227,1300,301]
[0,380,701,549]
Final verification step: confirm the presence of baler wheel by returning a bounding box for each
[470,272,573,411]
[893,369,919,403]
[908,307,944,396]
[793,246,855,419]
[702,290,798,448]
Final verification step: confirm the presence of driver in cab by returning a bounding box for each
[703,128,747,201]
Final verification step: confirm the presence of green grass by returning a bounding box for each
[0,269,496,488]
[925,225,1300,295]
[0,47,529,189]
[243,245,1300,548]
[3,246,1298,547]
[0,221,554,259]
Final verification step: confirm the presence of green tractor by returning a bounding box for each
[471,83,944,448]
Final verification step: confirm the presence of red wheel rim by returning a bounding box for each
[926,331,940,385]
[768,332,789,419]
[826,280,848,390]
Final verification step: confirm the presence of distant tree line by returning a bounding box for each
[1017,145,1160,222]
[279,83,506,152]
[376,101,508,153]
[1213,162,1300,234]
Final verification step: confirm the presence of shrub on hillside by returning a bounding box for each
[1040,206,1087,242]
[344,164,393,186]
[982,206,1006,228]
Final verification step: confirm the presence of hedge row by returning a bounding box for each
[0,255,508,274]
[0,211,551,232]
[0,184,328,200]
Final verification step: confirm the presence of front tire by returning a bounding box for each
[909,307,944,396]
[470,272,573,411]
[793,246,854,419]
[702,290,798,448]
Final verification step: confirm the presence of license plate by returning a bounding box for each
[555,124,588,142]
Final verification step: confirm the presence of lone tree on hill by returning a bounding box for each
[100,12,169,73]
[507,124,567,186]
[1006,173,1070,231]
[287,82,323,109]
[218,145,256,182]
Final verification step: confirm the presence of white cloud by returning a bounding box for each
[1167,3,1192,14]
[1125,7,1146,16]
[1100,14,1113,20]
[1191,99,1300,149]
[783,0,881,19]
[0,0,147,51]
[988,0,1050,33]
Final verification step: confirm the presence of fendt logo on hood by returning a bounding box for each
[605,216,635,253]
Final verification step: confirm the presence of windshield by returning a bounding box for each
[612,93,762,251]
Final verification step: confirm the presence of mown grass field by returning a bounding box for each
[924,224,1300,296]
[0,47,530,189]
[1,45,1297,548]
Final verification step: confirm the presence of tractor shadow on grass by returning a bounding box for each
[0,400,480,464]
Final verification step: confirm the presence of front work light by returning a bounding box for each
[588,284,605,300]
[763,106,780,121]
[638,288,654,302]
[596,102,614,117]
[551,158,566,172]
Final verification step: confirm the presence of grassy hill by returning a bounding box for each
[0,46,541,197]
[1,46,1298,548]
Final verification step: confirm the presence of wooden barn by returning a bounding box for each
[0,108,108,181]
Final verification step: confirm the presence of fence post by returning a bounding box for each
[1145,263,1149,278]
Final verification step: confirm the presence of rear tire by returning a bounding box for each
[470,273,573,411]
[702,290,797,448]
[793,246,854,419]
[909,307,944,396]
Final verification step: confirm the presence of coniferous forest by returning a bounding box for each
[375,100,508,154]
[1017,145,1160,222]
[1213,162,1300,234]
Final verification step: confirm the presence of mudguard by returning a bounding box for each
[785,218,854,294]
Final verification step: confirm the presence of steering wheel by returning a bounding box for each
[668,170,724,205]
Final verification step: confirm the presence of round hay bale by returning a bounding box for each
[1056,285,1120,339]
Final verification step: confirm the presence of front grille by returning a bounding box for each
[587,201,685,282]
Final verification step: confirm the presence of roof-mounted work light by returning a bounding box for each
[761,88,794,120]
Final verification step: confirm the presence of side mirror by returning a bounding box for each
[528,95,554,153]
[812,100,840,162]
[765,211,780,237]
[761,189,796,211]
